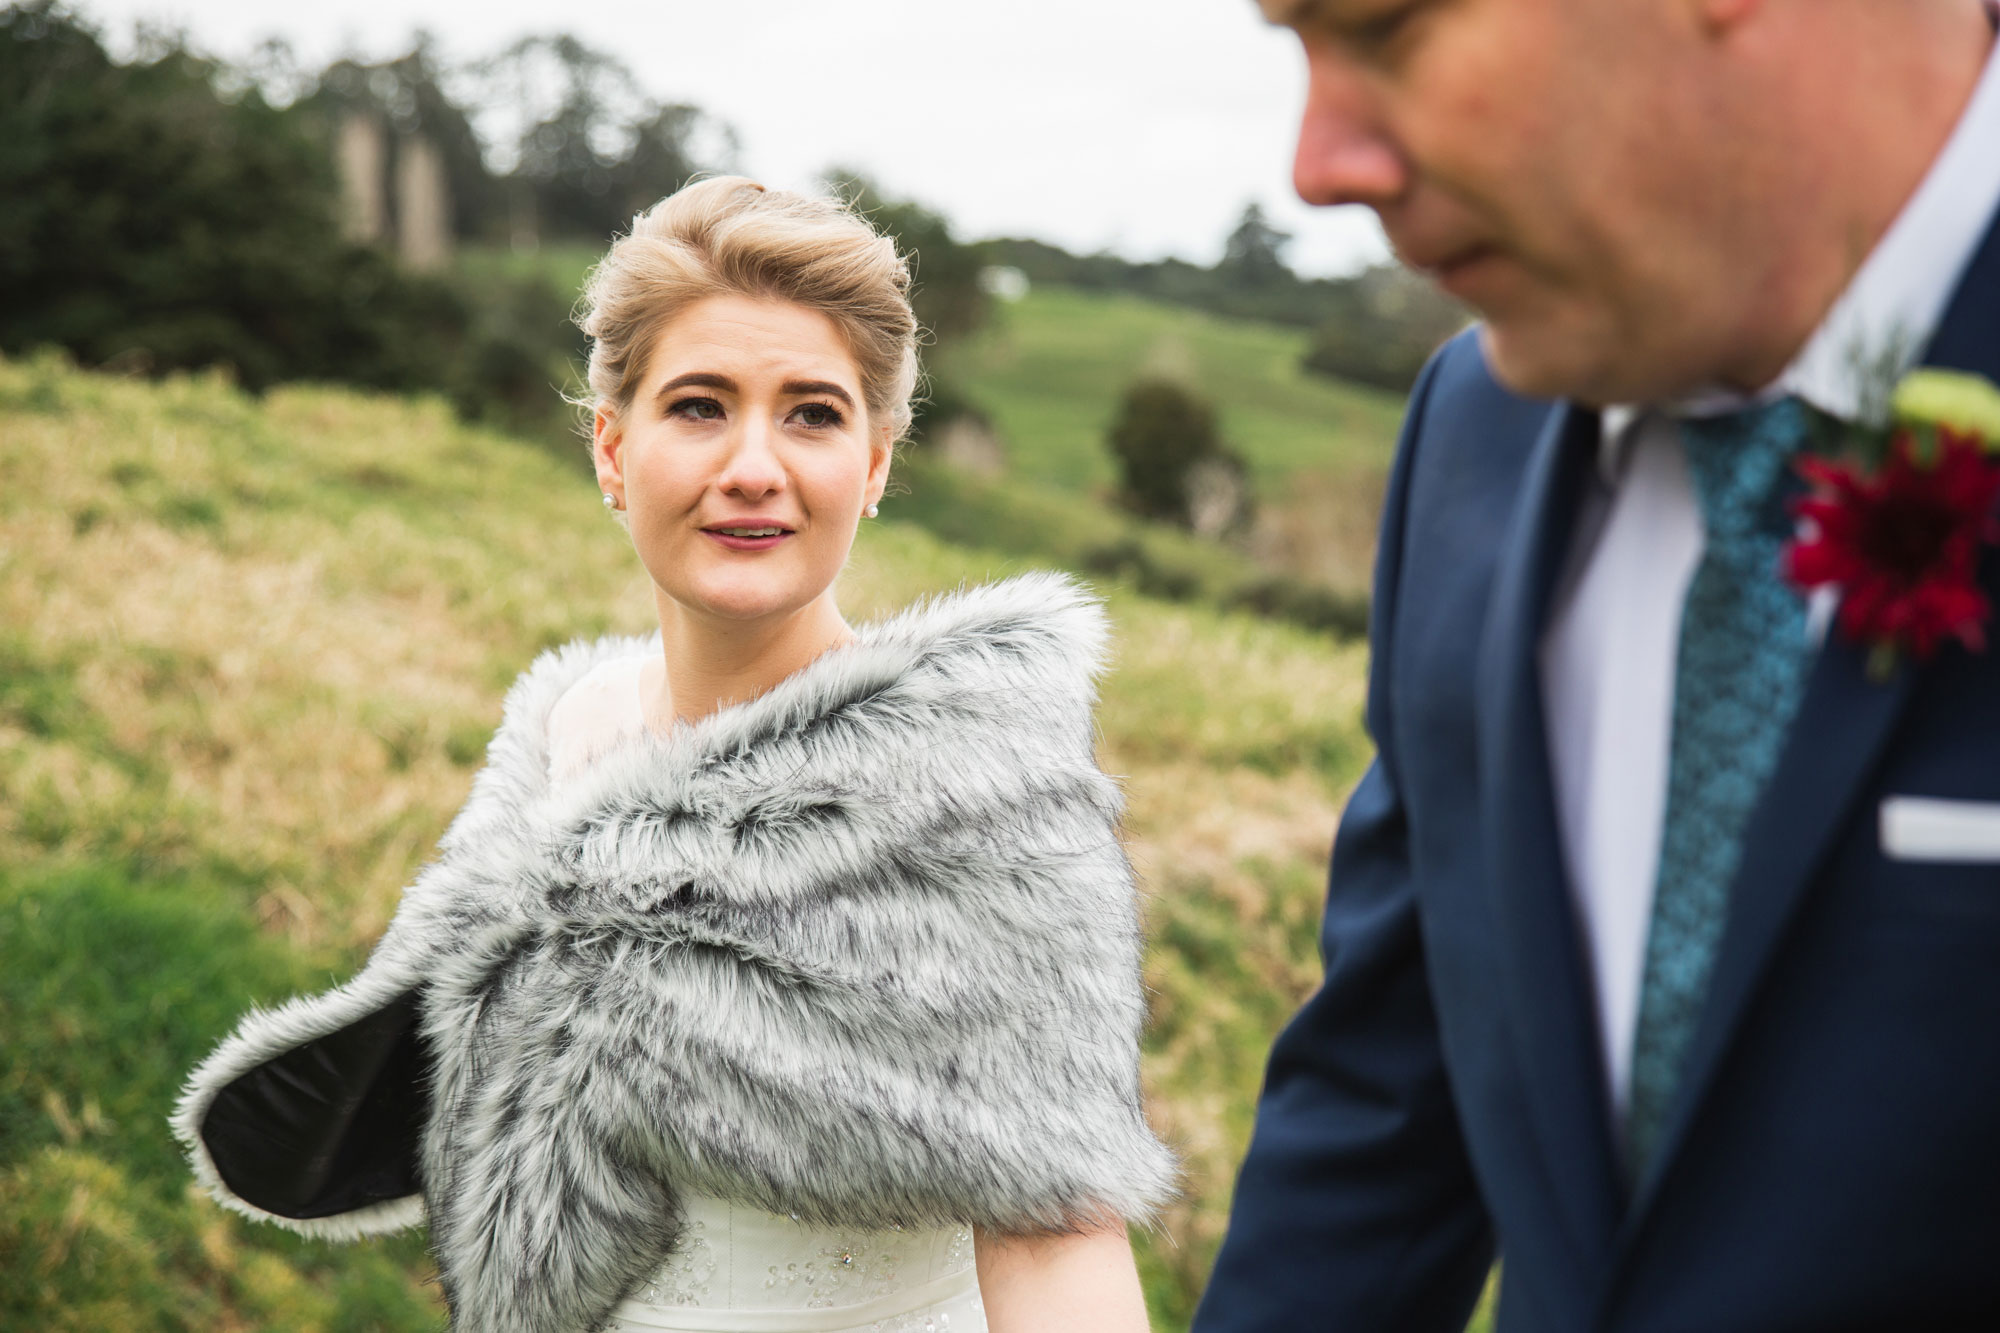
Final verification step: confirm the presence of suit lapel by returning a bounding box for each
[1477,399,1625,1264]
[1622,204,2000,1227]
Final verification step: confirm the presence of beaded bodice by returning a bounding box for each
[605,1192,983,1332]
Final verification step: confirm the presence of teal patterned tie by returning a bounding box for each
[1623,397,1814,1182]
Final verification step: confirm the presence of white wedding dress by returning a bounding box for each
[547,652,990,1333]
[603,1193,983,1333]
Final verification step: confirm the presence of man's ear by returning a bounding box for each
[593,407,625,504]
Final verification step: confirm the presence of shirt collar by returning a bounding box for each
[1599,17,2000,481]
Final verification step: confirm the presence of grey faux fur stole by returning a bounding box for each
[175,571,1178,1333]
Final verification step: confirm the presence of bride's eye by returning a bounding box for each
[792,402,845,429]
[668,396,724,421]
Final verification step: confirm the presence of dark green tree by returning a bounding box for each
[1218,202,1293,291]
[0,1,468,393]
[1105,377,1252,534]
[475,35,732,243]
[826,170,991,347]
[618,104,715,218]
[822,171,994,450]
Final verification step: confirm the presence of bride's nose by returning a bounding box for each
[715,417,786,501]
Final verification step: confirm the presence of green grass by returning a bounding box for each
[885,454,1369,638]
[938,284,1408,493]
[0,863,440,1332]
[0,345,1482,1330]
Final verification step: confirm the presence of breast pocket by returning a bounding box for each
[1876,796,2000,922]
[1882,797,2000,862]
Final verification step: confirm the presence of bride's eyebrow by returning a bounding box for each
[783,380,854,408]
[654,373,854,409]
[657,372,735,402]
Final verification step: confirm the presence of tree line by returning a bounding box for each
[0,3,758,450]
[0,2,1024,455]
[990,205,1468,394]
[1,0,1460,490]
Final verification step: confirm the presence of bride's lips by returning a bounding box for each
[701,520,796,552]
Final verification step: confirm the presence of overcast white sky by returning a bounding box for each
[73,0,1391,276]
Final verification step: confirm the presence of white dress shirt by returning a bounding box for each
[1539,30,2000,1129]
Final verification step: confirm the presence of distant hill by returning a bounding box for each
[939,283,1406,491]
[932,284,1406,603]
[983,232,1469,393]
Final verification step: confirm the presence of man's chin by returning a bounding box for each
[1476,319,1649,407]
[1432,267,1609,400]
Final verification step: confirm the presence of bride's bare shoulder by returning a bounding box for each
[545,653,650,779]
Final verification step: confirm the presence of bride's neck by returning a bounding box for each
[647,592,853,727]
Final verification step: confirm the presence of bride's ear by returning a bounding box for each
[865,425,894,510]
[594,407,627,506]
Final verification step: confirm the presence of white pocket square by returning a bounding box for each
[1880,796,2000,863]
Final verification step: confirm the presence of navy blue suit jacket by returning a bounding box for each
[1194,213,2000,1333]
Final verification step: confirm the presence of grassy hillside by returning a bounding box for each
[938,285,1408,599]
[0,350,1465,1331]
[938,284,1407,493]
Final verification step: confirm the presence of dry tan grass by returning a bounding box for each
[1246,462,1390,597]
[1120,761,1337,914]
[1,353,1374,1327]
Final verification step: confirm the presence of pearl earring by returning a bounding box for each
[602,493,619,511]
[864,503,879,518]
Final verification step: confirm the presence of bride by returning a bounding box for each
[173,176,1175,1333]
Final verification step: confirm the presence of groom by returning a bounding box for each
[1196,1,2000,1330]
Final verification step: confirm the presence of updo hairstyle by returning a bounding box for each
[577,176,922,443]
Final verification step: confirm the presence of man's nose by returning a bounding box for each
[1292,42,1408,209]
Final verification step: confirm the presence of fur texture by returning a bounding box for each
[174,572,1178,1333]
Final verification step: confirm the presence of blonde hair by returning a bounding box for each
[577,176,921,442]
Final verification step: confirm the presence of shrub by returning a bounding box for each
[906,376,984,449]
[1080,538,1202,602]
[1225,574,1371,641]
[1105,377,1254,536]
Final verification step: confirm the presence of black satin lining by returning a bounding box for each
[201,988,431,1220]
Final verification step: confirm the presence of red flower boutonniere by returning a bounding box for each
[1785,369,2000,679]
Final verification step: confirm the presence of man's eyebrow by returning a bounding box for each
[1261,0,1395,31]
[1257,0,1324,25]
[782,379,855,408]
